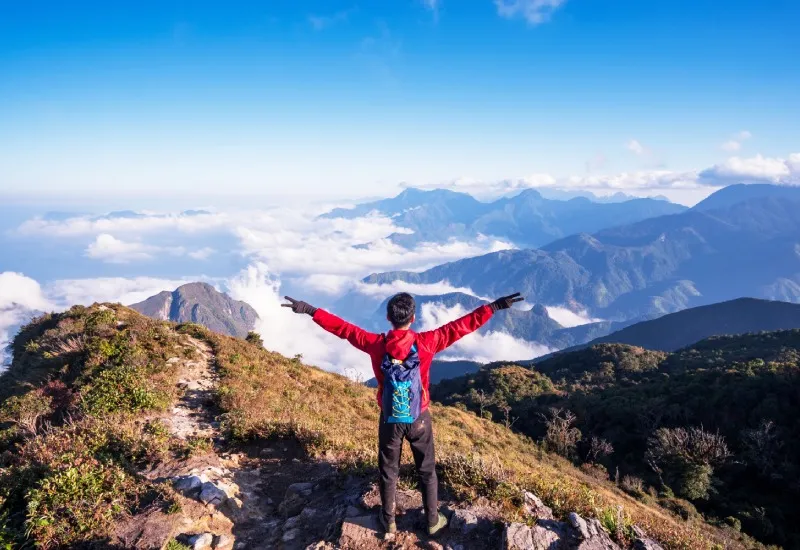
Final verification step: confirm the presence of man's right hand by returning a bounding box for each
[281,296,318,316]
[489,292,524,312]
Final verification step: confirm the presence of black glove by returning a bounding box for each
[281,296,318,316]
[489,292,524,312]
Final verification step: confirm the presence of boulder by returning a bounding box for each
[173,475,204,494]
[503,523,534,549]
[213,534,235,550]
[632,526,665,550]
[523,491,554,521]
[280,483,316,518]
[339,515,382,546]
[199,482,228,507]
[450,508,479,534]
[186,533,214,550]
[531,520,566,549]
[284,507,319,531]
[567,513,620,550]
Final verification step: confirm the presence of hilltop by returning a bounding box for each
[130,282,259,339]
[0,304,753,549]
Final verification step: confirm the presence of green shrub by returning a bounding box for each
[165,540,191,550]
[0,391,52,437]
[245,331,264,347]
[80,365,168,416]
[26,461,136,547]
[659,497,699,521]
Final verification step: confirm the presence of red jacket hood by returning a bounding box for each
[384,329,416,359]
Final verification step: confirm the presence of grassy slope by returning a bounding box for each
[184,324,747,550]
[0,304,751,549]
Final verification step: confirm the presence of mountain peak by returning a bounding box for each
[129,283,259,338]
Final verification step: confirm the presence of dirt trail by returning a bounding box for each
[168,336,218,440]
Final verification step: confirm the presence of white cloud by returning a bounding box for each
[699,154,796,184]
[226,263,372,379]
[544,306,602,328]
[84,234,211,264]
[495,0,568,25]
[720,130,752,152]
[418,302,552,362]
[18,210,229,238]
[85,234,158,263]
[0,272,55,367]
[45,276,191,307]
[626,139,649,157]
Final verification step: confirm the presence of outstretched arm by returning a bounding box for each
[282,296,382,353]
[419,293,524,354]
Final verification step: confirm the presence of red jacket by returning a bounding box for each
[312,305,495,413]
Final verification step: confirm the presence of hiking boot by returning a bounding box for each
[379,514,397,540]
[428,512,448,537]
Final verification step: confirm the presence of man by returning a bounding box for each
[282,291,523,538]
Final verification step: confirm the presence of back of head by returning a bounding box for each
[387,293,416,329]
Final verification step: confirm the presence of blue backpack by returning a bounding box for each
[380,339,423,424]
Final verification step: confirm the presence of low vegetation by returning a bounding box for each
[432,334,800,549]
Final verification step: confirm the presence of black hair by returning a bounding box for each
[387,293,416,328]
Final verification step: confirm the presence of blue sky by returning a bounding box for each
[1,0,799,201]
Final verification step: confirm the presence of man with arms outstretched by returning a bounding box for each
[282,292,523,538]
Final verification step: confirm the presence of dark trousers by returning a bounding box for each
[379,409,438,526]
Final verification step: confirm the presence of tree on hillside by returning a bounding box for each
[540,407,582,459]
[646,426,730,500]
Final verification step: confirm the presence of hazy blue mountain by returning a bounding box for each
[551,297,800,354]
[692,183,800,212]
[322,187,686,248]
[130,282,259,338]
[363,185,800,321]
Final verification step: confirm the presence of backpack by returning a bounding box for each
[380,338,423,424]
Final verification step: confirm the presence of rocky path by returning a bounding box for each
[168,336,218,441]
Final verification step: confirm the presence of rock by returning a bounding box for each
[450,508,479,534]
[532,519,566,549]
[280,482,315,517]
[523,491,554,521]
[284,507,318,531]
[280,493,309,518]
[339,515,382,546]
[305,543,335,550]
[186,533,214,550]
[286,482,315,498]
[447,545,465,550]
[567,513,620,550]
[213,534,234,550]
[173,475,204,494]
[632,526,665,550]
[426,542,444,550]
[283,528,302,542]
[199,482,228,507]
[503,523,534,549]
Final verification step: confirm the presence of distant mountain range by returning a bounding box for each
[363,184,800,321]
[322,187,686,248]
[550,297,800,354]
[129,282,259,338]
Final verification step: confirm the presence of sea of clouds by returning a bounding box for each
[1,201,596,378]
